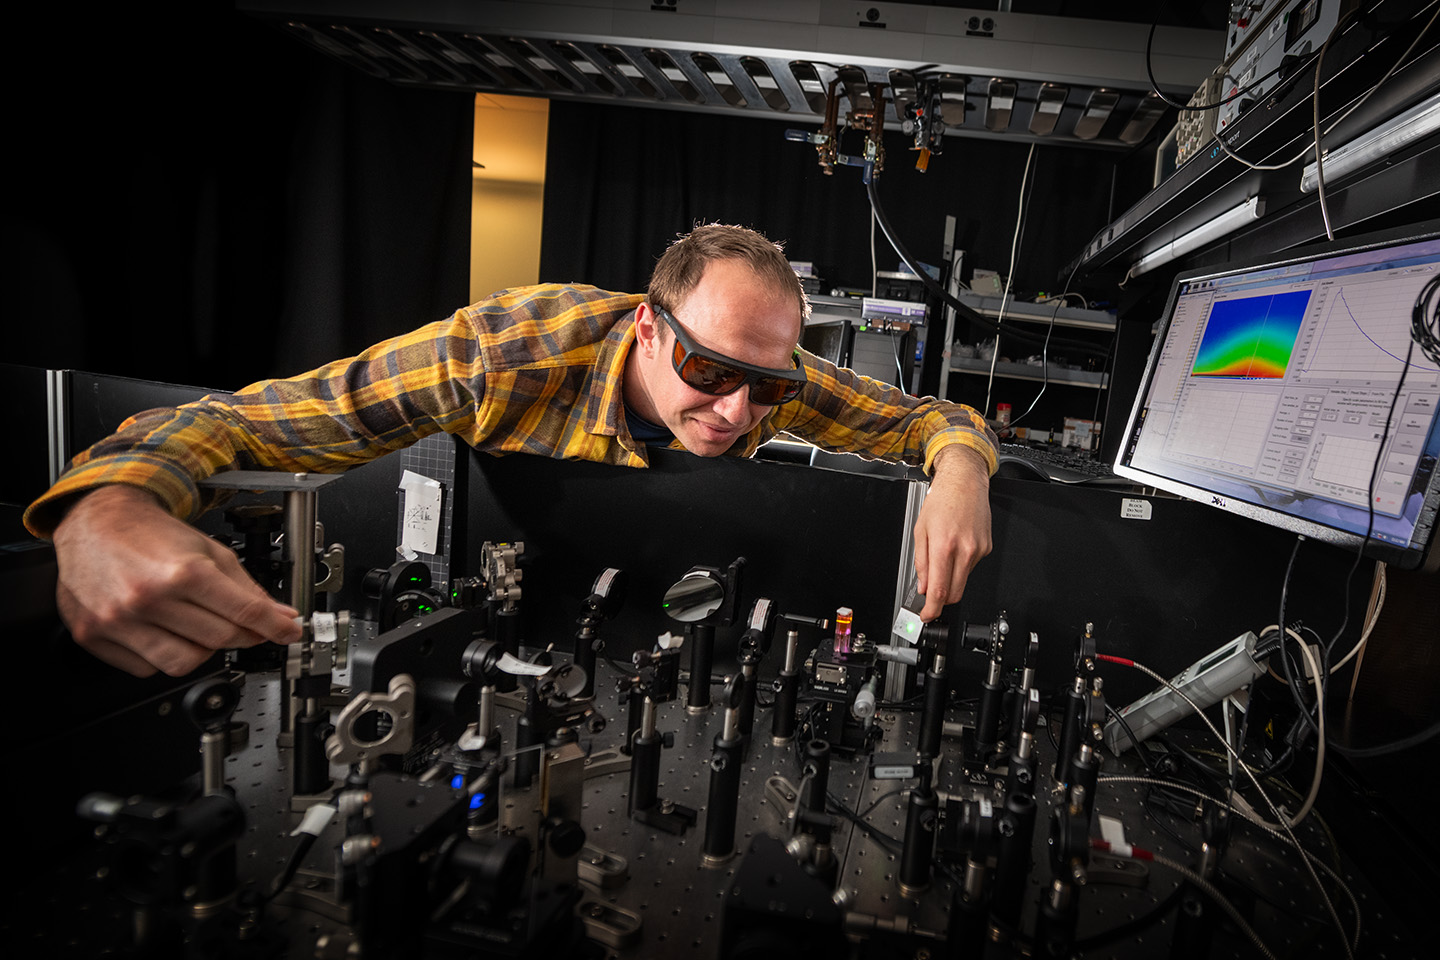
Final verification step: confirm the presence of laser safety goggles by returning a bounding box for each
[654,306,808,406]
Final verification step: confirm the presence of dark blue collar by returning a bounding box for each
[624,406,674,446]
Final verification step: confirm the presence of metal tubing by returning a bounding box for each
[736,663,758,742]
[640,697,657,739]
[945,861,988,953]
[782,628,800,673]
[283,487,316,617]
[919,653,947,761]
[1069,743,1099,820]
[478,684,495,748]
[494,608,521,692]
[772,629,802,742]
[992,792,1036,930]
[293,710,331,796]
[686,624,715,713]
[514,710,541,790]
[1009,662,1038,744]
[702,733,743,864]
[1035,879,1077,959]
[975,676,1004,757]
[628,738,660,813]
[898,782,937,894]
[1005,738,1038,799]
[188,795,241,910]
[621,690,643,756]
[629,703,661,816]
[721,701,741,743]
[799,739,831,840]
[575,626,597,699]
[1054,675,1086,783]
[771,671,799,745]
[200,730,227,797]
[282,485,318,735]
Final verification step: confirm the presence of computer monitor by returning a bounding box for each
[1115,222,1440,570]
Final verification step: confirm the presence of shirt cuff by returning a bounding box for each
[922,428,999,478]
[24,456,202,538]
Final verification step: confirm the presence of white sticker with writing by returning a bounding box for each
[874,765,915,780]
[1121,498,1153,520]
[311,611,338,645]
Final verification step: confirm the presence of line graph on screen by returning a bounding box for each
[1297,285,1440,379]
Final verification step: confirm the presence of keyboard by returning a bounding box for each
[996,442,1124,484]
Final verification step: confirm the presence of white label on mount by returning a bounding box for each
[1121,499,1153,520]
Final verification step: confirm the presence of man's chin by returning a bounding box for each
[681,439,730,457]
[679,425,739,457]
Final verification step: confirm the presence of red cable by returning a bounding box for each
[1092,838,1155,860]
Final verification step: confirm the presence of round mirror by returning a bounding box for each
[663,571,725,623]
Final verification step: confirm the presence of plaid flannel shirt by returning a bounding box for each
[25,284,997,536]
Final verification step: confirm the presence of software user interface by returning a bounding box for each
[1127,237,1440,550]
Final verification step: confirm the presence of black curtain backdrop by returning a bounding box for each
[4,11,473,390]
[539,100,1137,299]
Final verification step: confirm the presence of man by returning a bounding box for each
[26,224,997,678]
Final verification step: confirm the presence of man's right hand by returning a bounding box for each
[51,485,302,677]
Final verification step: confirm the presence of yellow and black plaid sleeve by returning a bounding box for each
[24,285,645,536]
[24,309,486,535]
[768,349,999,475]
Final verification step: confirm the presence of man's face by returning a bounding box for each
[625,259,804,457]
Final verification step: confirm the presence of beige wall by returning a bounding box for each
[470,94,549,303]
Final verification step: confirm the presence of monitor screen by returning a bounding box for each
[1115,222,1440,569]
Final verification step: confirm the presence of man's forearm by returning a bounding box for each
[930,442,994,483]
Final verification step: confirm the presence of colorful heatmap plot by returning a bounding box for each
[1191,290,1311,378]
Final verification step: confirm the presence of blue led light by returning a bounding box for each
[451,775,465,790]
[470,793,486,810]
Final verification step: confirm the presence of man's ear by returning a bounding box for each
[635,302,663,359]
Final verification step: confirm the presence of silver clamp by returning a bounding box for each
[327,674,416,766]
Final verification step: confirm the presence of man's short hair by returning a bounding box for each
[648,223,811,325]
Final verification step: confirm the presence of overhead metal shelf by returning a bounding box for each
[955,291,1115,331]
[1070,0,1440,284]
[949,356,1106,388]
[238,0,1221,150]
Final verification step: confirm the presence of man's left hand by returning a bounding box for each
[913,445,993,621]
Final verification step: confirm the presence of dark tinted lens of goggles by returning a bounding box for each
[676,348,748,395]
[666,317,805,404]
[679,353,802,404]
[748,377,804,405]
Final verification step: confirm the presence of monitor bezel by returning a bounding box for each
[1113,219,1440,571]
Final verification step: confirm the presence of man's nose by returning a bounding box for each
[712,387,752,424]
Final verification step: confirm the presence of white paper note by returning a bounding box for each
[399,469,443,556]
